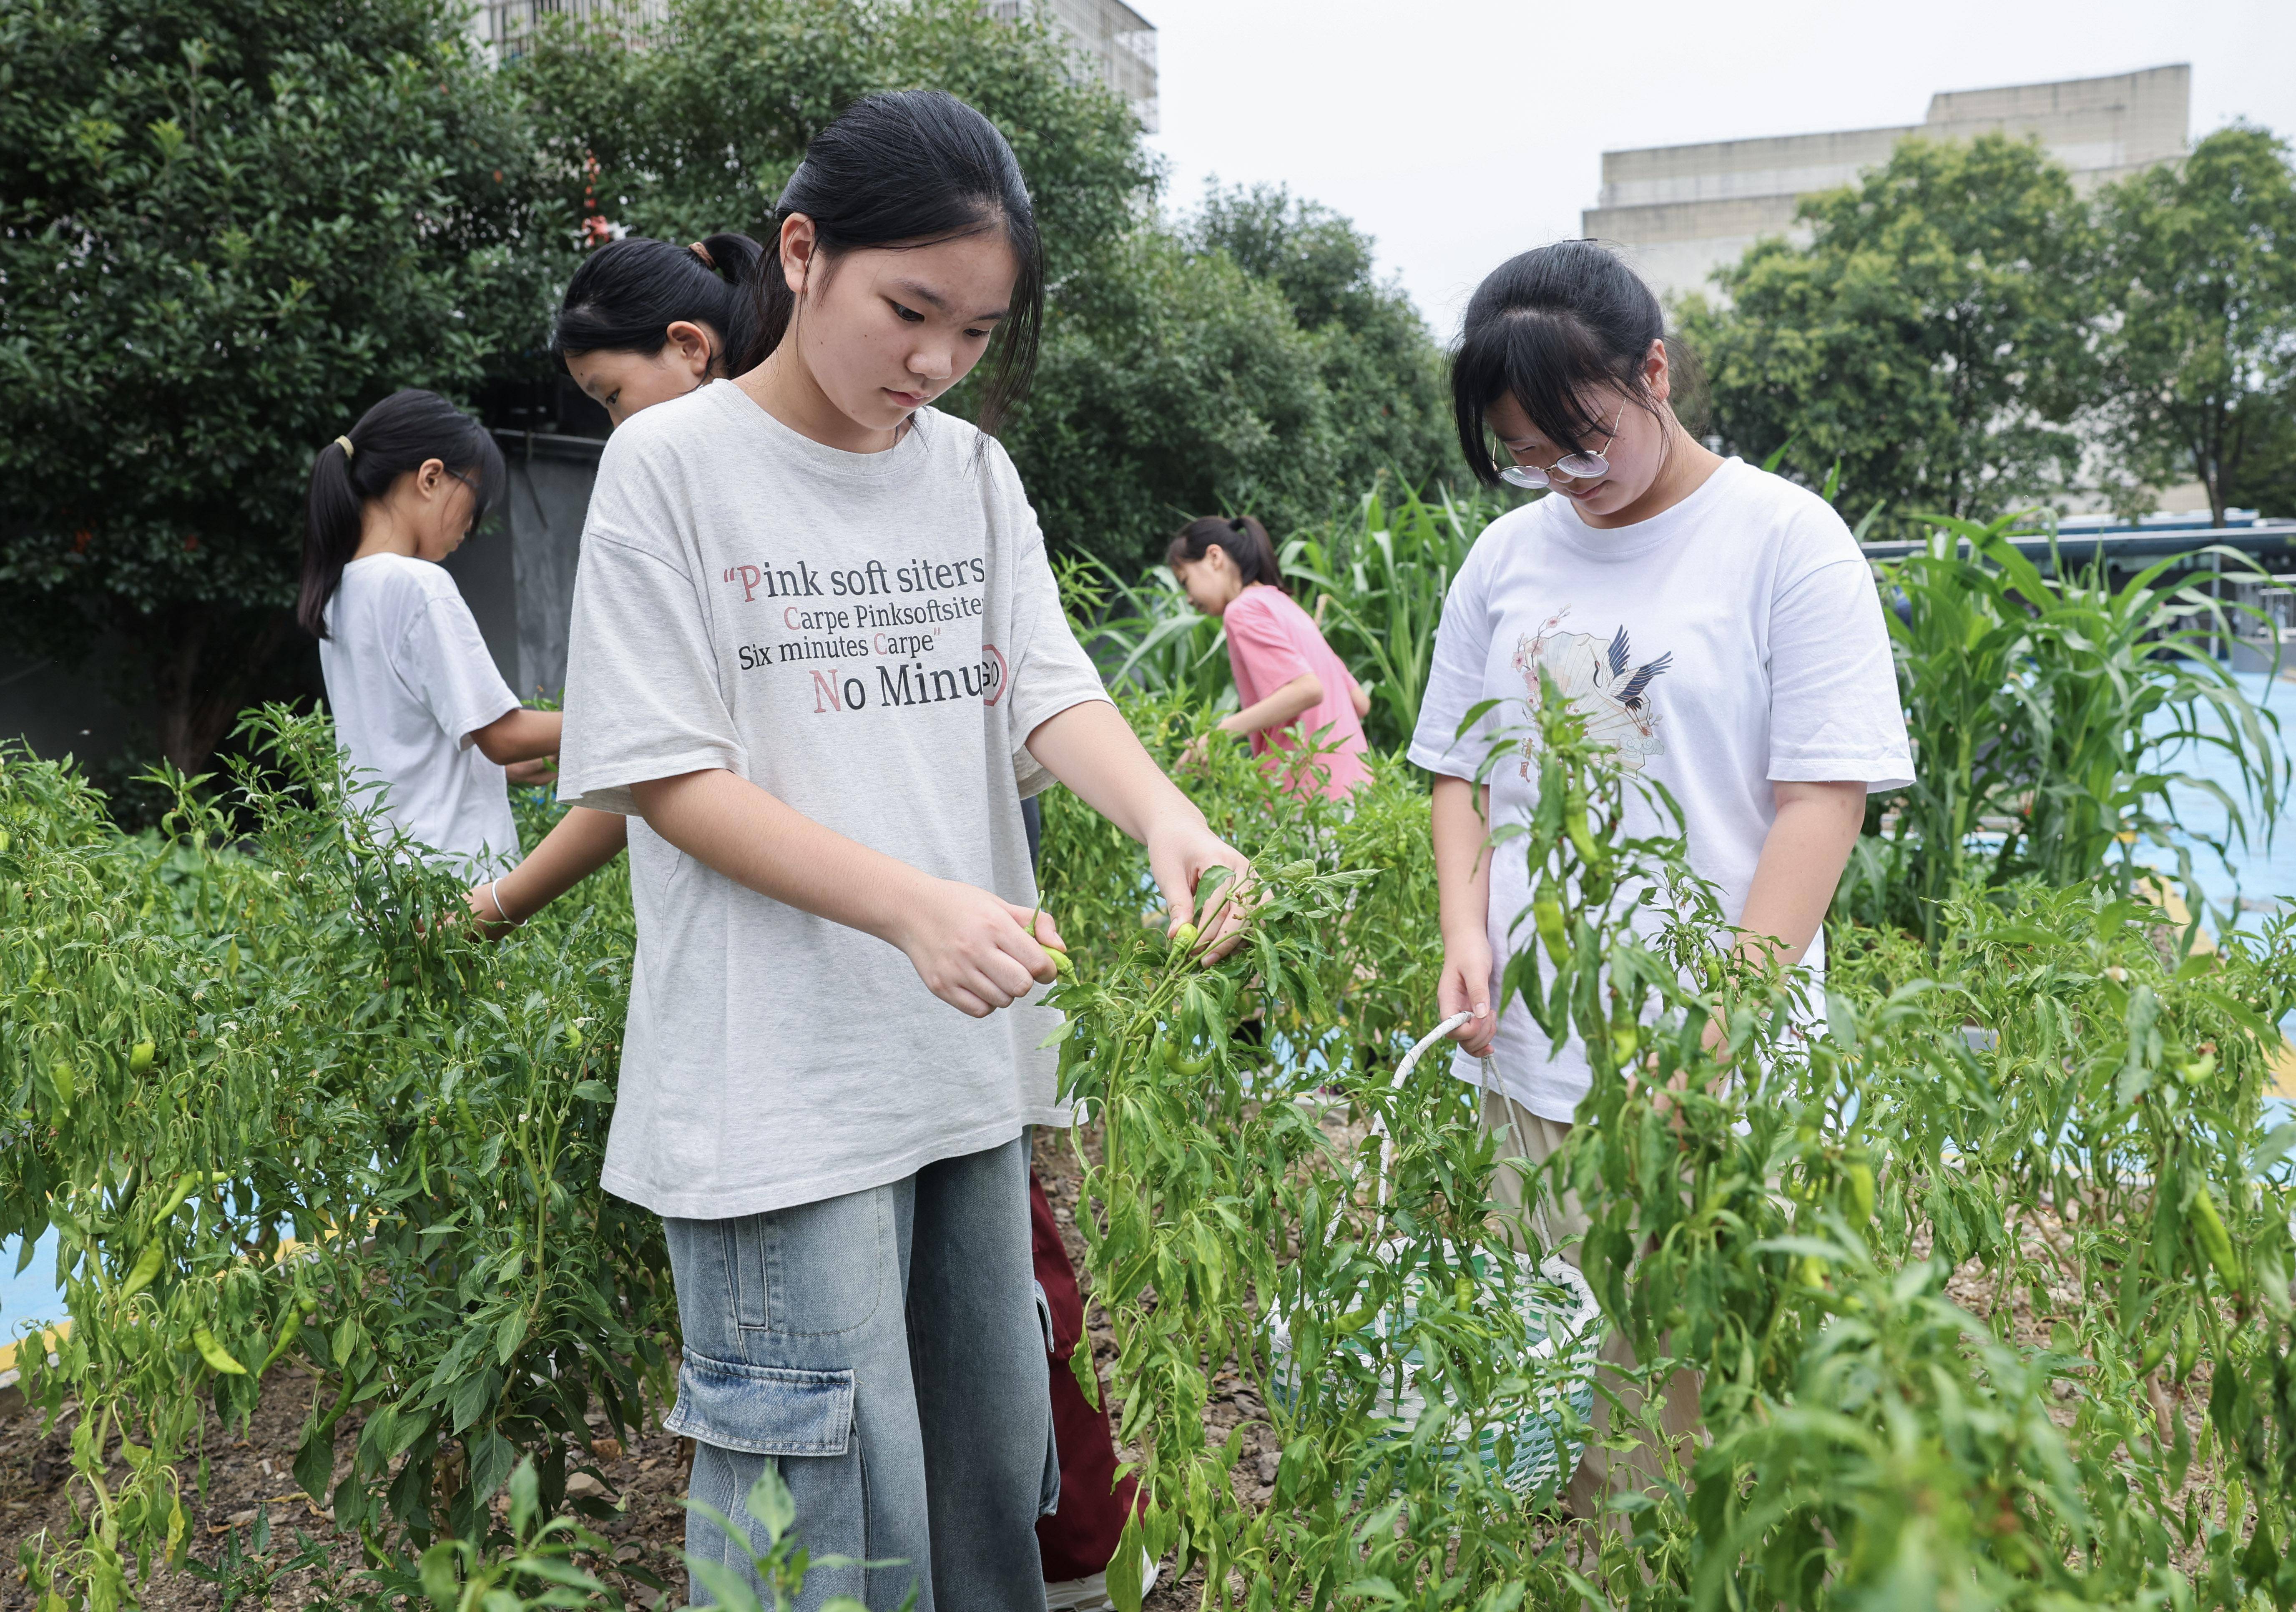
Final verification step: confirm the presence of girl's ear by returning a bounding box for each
[779,213,818,299]
[1644,337,1671,406]
[666,320,716,377]
[414,457,449,496]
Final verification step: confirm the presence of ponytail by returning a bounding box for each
[299,390,505,639]
[751,90,1045,431]
[553,233,766,374]
[1166,515,1284,593]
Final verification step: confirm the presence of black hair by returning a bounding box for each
[752,90,1044,432]
[299,390,506,639]
[553,233,765,372]
[1167,515,1284,593]
[1449,239,1707,487]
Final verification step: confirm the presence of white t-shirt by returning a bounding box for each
[319,553,523,878]
[556,381,1109,1219]
[1408,457,1912,1121]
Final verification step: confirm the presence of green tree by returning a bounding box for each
[520,1,1451,570]
[2093,123,2296,526]
[1680,133,2093,533]
[1013,186,1451,568]
[516,0,1151,286]
[0,0,560,773]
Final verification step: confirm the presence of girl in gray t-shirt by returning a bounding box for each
[556,93,1246,1608]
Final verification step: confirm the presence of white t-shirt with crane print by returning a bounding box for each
[1409,457,1912,1122]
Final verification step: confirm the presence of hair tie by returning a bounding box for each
[334,435,354,459]
[687,240,716,269]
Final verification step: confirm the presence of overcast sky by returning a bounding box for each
[1141,0,2296,339]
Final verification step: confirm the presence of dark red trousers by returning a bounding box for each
[1030,1170,1138,1579]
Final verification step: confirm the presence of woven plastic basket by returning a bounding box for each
[1265,1012,1606,1494]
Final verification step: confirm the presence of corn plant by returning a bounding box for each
[1844,514,2282,942]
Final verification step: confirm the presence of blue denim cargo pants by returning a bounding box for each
[663,1133,1055,1611]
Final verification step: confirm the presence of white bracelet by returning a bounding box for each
[486,880,511,924]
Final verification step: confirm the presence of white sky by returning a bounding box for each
[1142,0,2296,339]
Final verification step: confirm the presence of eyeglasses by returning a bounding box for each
[1497,408,1618,490]
[443,468,483,534]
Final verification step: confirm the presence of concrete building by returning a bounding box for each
[477,0,1158,130]
[1583,63,2190,302]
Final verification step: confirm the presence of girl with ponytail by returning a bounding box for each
[454,231,777,936]
[553,90,1246,1606]
[555,233,766,425]
[301,389,555,878]
[1168,514,1374,799]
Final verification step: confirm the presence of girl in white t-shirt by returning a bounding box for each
[456,233,773,936]
[555,93,1248,1606]
[301,389,564,877]
[1409,241,1911,1519]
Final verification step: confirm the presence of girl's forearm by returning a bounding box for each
[1025,698,1204,844]
[471,708,563,765]
[1218,673,1322,739]
[1736,780,1868,967]
[1431,776,1493,945]
[492,807,628,922]
[630,769,933,946]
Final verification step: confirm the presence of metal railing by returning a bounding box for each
[472,0,664,57]
[985,0,1158,131]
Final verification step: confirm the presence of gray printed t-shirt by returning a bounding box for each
[557,381,1108,1218]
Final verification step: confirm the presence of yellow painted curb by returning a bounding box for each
[2135,874,2296,1099]
[0,1322,69,1378]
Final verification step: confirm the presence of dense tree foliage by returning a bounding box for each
[1683,125,2296,530]
[520,3,1451,570]
[1013,185,1451,567]
[2092,123,2296,525]
[1679,135,2093,537]
[513,0,1151,286]
[0,0,560,771]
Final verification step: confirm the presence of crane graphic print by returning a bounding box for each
[1511,609,1673,776]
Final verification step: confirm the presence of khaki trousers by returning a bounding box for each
[1480,1088,1701,1528]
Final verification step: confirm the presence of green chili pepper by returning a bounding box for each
[191,1326,247,1376]
[1533,897,1569,967]
[2175,1307,2200,1381]
[1171,922,1199,952]
[2189,1186,2242,1290]
[2139,1326,2173,1376]
[1562,783,1601,867]
[128,1040,155,1075]
[1846,1162,1876,1225]
[119,1240,164,1301]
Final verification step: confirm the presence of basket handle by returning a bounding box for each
[1372,1010,1477,1207]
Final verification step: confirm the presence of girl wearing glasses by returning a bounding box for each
[1409,240,1911,1519]
[301,389,557,879]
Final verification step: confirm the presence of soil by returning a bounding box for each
[0,1136,2223,1609]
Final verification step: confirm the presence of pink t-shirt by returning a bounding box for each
[1222,583,1373,798]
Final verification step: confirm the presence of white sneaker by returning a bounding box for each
[1043,1556,1161,1611]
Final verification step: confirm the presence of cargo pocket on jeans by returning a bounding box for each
[662,1350,854,1456]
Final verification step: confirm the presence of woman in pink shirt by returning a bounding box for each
[1168,515,1374,799]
